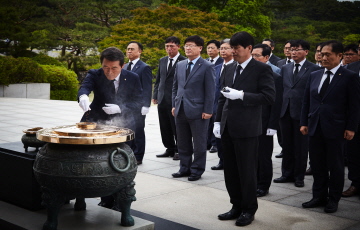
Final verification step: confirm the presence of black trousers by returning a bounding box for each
[157,101,177,153]
[309,124,345,202]
[346,132,360,189]
[257,133,274,190]
[279,110,308,181]
[133,114,146,161]
[221,125,258,215]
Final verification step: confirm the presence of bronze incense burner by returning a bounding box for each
[33,123,137,230]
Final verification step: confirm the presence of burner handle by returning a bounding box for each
[109,147,131,172]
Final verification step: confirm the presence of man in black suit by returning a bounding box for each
[273,40,321,188]
[214,31,275,226]
[124,41,152,165]
[300,40,360,213]
[276,40,293,68]
[153,36,186,160]
[262,38,281,65]
[206,40,224,67]
[251,44,283,197]
[78,47,143,209]
[171,35,216,182]
[342,41,360,198]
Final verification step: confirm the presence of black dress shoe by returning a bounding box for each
[235,213,254,226]
[172,171,191,178]
[302,198,327,208]
[137,160,142,165]
[211,164,224,170]
[275,152,283,158]
[188,175,201,181]
[218,208,241,220]
[324,200,338,213]
[156,151,174,157]
[209,146,218,153]
[98,201,113,209]
[256,189,269,197]
[295,180,304,187]
[173,153,180,160]
[273,176,294,183]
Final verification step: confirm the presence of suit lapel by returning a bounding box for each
[293,61,309,86]
[233,59,255,86]
[285,63,294,86]
[166,57,182,79]
[321,67,343,99]
[185,58,203,85]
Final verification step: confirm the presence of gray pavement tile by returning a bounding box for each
[260,186,302,202]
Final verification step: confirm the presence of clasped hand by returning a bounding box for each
[221,87,244,100]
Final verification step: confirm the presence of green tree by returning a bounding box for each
[99,4,236,75]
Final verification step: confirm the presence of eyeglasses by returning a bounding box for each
[284,47,291,51]
[184,45,198,49]
[251,54,263,58]
[220,47,232,50]
[343,53,357,56]
[290,49,305,52]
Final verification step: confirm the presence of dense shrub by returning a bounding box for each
[41,65,79,101]
[31,54,64,67]
[0,56,46,85]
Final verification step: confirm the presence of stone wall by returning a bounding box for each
[0,83,50,99]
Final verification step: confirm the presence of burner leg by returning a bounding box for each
[74,197,86,211]
[114,181,136,226]
[41,187,65,230]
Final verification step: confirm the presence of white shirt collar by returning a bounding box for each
[325,63,341,75]
[238,56,252,69]
[169,52,180,62]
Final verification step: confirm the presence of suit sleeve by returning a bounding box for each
[300,73,311,126]
[141,65,153,107]
[268,74,283,130]
[172,63,179,108]
[215,66,228,122]
[203,64,216,114]
[346,73,360,131]
[153,60,161,100]
[78,69,96,100]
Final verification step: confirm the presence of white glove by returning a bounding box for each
[213,122,221,138]
[221,87,244,100]
[141,106,150,115]
[102,103,121,115]
[266,128,277,136]
[79,95,91,112]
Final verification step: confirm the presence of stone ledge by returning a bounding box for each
[0,83,50,99]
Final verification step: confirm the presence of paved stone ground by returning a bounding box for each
[0,97,359,230]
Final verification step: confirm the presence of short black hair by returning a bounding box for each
[127,41,144,51]
[315,42,324,50]
[263,38,275,47]
[220,38,230,45]
[253,43,271,57]
[290,39,310,51]
[320,40,344,54]
[184,35,204,47]
[100,47,125,66]
[207,40,220,48]
[230,31,254,50]
[344,44,358,53]
[165,36,180,45]
[285,40,294,45]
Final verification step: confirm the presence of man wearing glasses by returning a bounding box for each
[276,40,293,68]
[171,35,216,181]
[273,40,321,188]
[342,44,358,66]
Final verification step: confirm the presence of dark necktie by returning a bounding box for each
[168,58,173,74]
[287,59,291,64]
[293,63,300,83]
[186,61,193,80]
[320,71,332,98]
[233,64,242,84]
[127,62,133,71]
[210,59,214,63]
